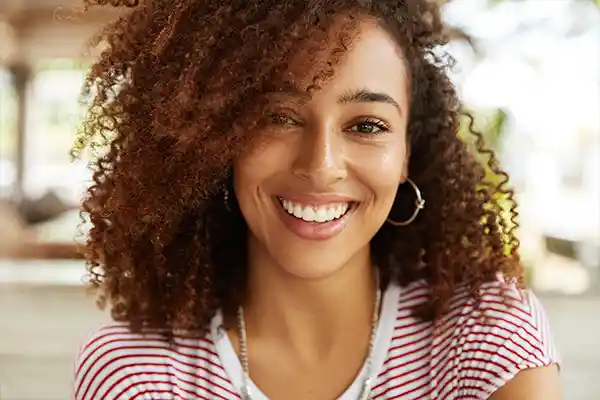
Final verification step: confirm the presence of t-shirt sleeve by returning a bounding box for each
[72,324,172,400]
[453,288,560,398]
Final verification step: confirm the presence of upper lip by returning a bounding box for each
[276,193,357,206]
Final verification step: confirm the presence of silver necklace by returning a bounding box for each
[236,279,382,400]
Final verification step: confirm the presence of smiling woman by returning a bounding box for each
[72,1,561,399]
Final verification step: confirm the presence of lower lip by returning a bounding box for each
[274,198,354,241]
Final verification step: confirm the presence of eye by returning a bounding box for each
[270,113,299,126]
[348,118,391,135]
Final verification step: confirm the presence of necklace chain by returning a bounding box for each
[236,278,382,400]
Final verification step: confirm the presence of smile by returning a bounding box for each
[277,197,352,223]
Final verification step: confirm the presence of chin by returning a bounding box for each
[269,240,360,281]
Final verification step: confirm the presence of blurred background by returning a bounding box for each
[0,0,598,398]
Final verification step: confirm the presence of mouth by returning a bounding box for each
[276,196,355,223]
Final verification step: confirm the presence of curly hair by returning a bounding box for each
[73,0,522,334]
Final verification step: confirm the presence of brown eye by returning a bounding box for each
[350,122,381,134]
[271,114,299,126]
[348,119,390,135]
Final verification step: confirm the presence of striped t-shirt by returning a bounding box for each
[73,280,559,399]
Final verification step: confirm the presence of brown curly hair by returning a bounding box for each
[74,0,522,334]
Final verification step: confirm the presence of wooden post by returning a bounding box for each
[6,61,31,201]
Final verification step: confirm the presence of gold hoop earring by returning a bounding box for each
[386,178,425,226]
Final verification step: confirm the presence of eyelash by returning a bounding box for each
[268,113,391,136]
[348,118,391,135]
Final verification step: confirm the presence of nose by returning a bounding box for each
[292,125,347,186]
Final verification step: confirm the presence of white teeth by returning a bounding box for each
[280,199,350,223]
[293,204,303,218]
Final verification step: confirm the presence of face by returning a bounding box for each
[233,21,410,279]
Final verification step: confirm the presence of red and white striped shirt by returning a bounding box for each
[73,280,559,399]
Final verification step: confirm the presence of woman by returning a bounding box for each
[73,0,561,399]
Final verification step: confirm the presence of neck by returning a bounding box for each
[241,234,378,361]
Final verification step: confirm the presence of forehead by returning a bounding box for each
[276,19,410,106]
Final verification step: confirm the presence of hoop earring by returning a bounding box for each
[223,188,232,212]
[386,178,425,226]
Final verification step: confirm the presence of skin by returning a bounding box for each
[490,365,562,400]
[230,20,562,400]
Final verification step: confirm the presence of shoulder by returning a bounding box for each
[431,281,560,399]
[72,323,231,400]
[73,323,173,400]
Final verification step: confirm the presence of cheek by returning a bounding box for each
[353,141,407,203]
[232,140,288,203]
[233,155,262,207]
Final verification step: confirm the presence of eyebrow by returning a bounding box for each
[338,88,402,115]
